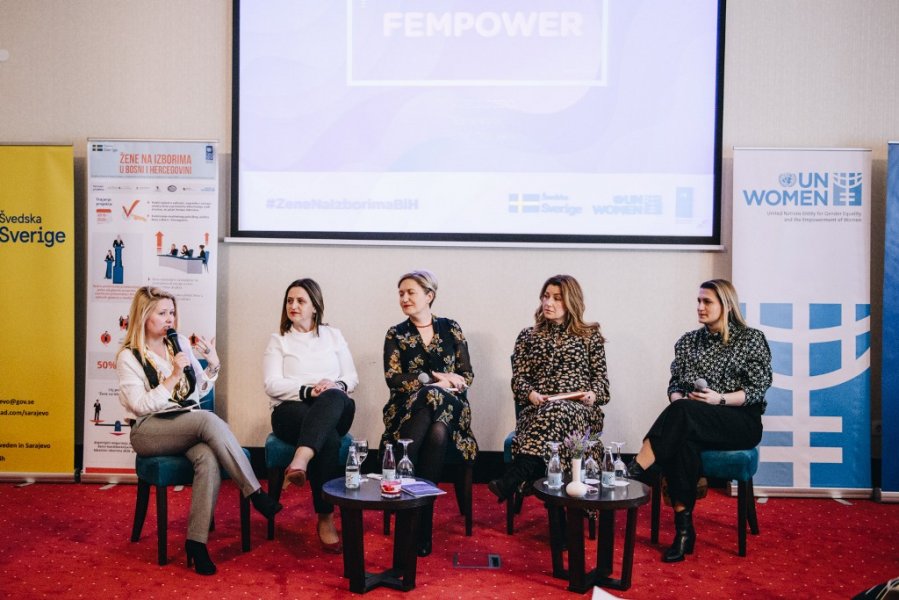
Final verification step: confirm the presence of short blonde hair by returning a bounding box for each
[398,269,438,307]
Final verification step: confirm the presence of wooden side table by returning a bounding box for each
[323,477,437,594]
[533,477,650,593]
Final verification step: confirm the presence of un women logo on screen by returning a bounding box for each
[750,302,871,490]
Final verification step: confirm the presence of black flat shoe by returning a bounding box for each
[250,489,283,520]
[185,540,216,575]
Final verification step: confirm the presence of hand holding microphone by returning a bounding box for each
[166,328,194,377]
[419,371,467,392]
[691,378,724,405]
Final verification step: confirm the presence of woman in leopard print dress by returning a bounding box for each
[488,274,610,502]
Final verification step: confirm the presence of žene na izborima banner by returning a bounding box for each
[733,147,871,497]
[881,142,899,502]
[0,145,75,482]
[82,139,219,483]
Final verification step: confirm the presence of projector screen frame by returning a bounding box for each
[230,0,726,249]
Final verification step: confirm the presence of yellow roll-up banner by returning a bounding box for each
[0,145,75,481]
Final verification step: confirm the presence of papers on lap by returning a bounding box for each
[401,481,447,497]
[546,391,585,402]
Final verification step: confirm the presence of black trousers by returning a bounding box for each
[645,400,762,511]
[272,389,355,514]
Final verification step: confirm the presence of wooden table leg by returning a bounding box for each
[546,503,566,579]
[597,509,615,577]
[340,507,366,592]
[393,506,421,590]
[565,507,589,593]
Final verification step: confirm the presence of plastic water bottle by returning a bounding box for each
[601,445,616,487]
[546,441,563,489]
[345,445,361,489]
[382,442,396,482]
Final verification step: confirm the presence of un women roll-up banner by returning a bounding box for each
[881,142,899,502]
[733,148,872,497]
[82,140,219,483]
[0,145,75,482]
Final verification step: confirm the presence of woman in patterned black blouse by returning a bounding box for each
[627,279,772,563]
[488,274,610,502]
[380,269,478,556]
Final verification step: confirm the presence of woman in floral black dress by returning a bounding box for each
[626,279,772,563]
[489,274,610,502]
[380,269,478,556]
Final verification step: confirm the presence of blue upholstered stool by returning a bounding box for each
[263,432,353,540]
[130,448,252,566]
[649,447,760,556]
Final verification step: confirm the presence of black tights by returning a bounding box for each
[398,407,449,484]
[397,407,451,548]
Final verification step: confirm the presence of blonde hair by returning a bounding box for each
[700,279,747,344]
[398,269,438,307]
[534,274,603,341]
[120,286,179,364]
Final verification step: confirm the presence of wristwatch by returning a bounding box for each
[718,395,727,406]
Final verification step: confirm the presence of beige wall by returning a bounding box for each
[2,0,897,452]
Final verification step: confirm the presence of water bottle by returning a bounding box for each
[382,442,396,482]
[546,441,563,489]
[601,445,616,487]
[345,444,361,490]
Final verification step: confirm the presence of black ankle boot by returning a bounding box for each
[488,479,509,502]
[185,539,216,575]
[662,510,695,562]
[625,459,657,485]
[250,489,283,520]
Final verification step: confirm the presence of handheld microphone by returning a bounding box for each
[418,372,435,385]
[166,328,194,377]
[693,378,709,392]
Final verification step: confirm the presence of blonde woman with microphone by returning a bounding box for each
[117,286,282,576]
[379,269,479,556]
[626,279,772,563]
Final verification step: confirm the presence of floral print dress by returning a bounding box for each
[511,323,610,467]
[381,316,479,461]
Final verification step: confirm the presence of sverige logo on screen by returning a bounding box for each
[347,0,609,86]
[754,302,871,489]
[741,171,864,208]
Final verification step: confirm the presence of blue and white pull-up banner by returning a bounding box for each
[881,142,899,502]
[733,147,872,497]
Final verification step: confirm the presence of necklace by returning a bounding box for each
[412,321,433,328]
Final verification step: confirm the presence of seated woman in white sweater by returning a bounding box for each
[263,278,358,553]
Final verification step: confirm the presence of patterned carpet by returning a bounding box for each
[0,480,896,599]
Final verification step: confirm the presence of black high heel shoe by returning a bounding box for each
[185,540,216,575]
[250,489,283,520]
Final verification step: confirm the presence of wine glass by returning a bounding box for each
[354,439,369,479]
[613,441,628,486]
[397,438,415,480]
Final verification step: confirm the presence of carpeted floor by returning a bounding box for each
[0,480,896,599]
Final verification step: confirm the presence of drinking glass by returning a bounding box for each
[397,438,415,479]
[354,439,369,479]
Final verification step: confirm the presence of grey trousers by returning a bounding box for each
[130,410,261,543]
